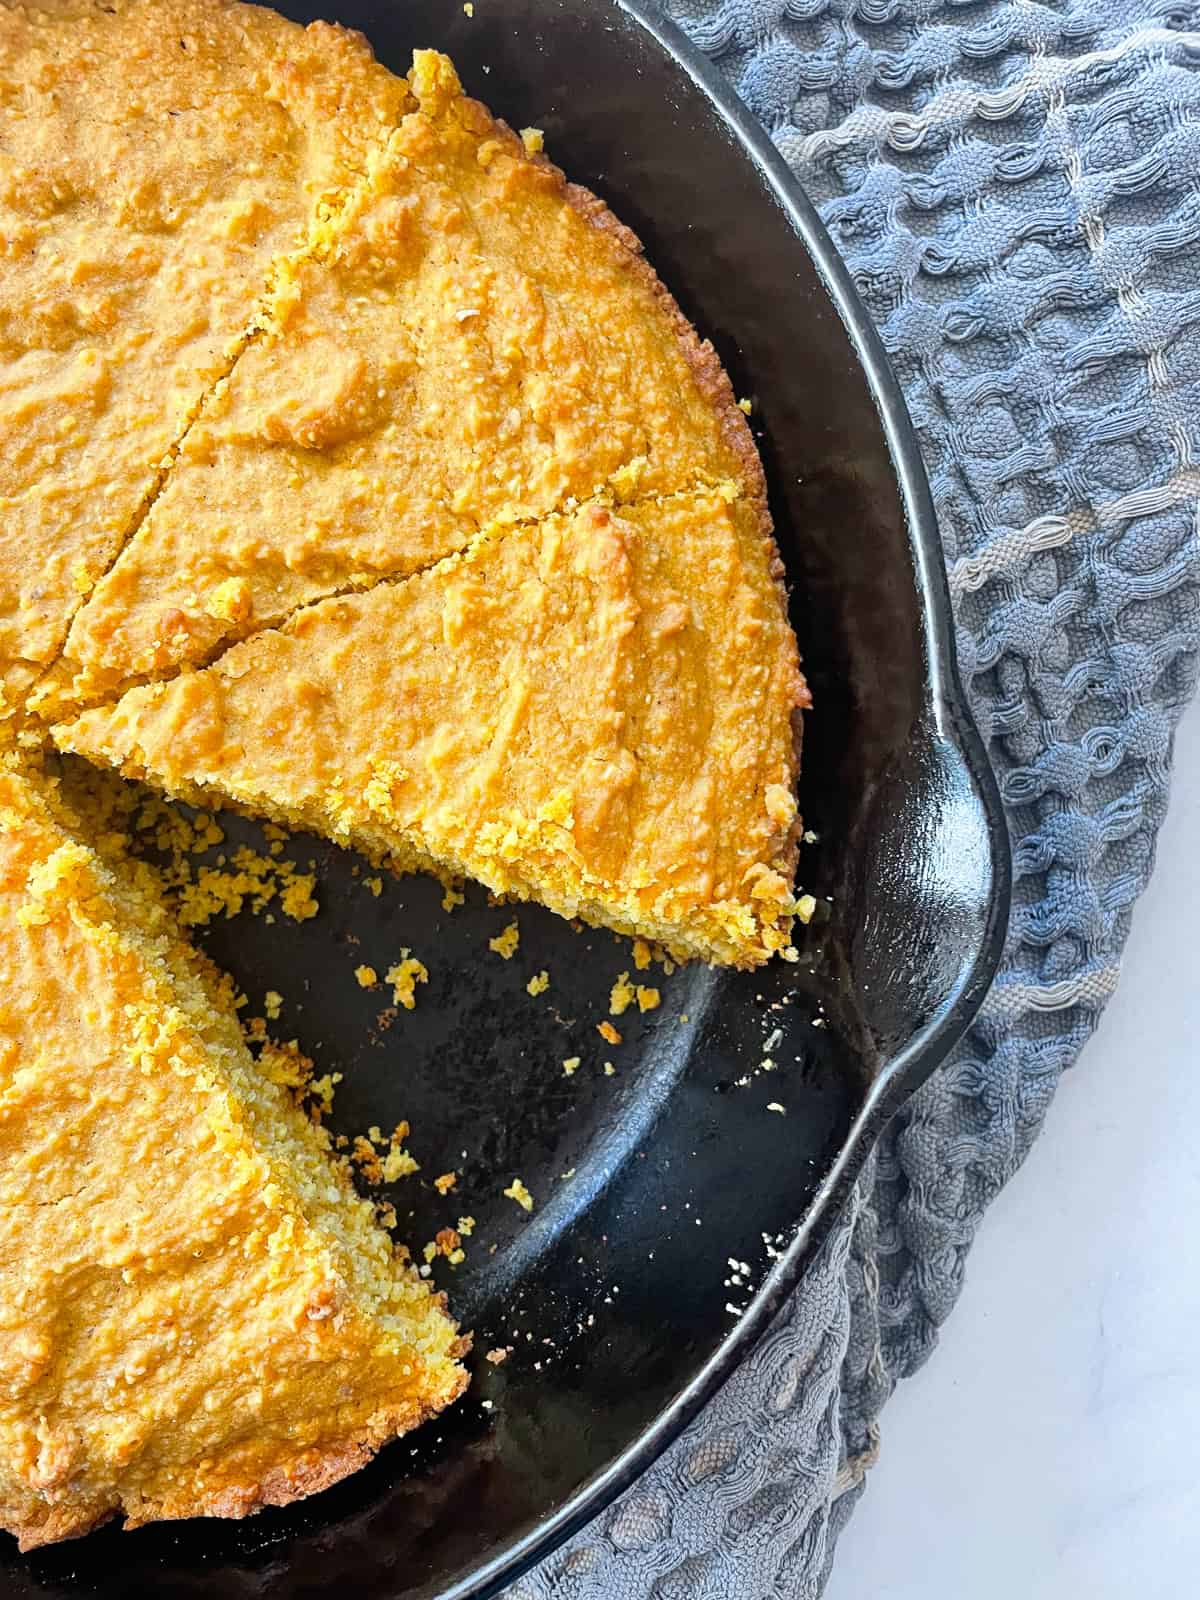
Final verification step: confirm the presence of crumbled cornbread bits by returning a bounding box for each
[385,951,428,1009]
[609,972,635,1015]
[488,920,520,959]
[503,1178,534,1212]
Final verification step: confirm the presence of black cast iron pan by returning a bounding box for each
[5,2,1011,1596]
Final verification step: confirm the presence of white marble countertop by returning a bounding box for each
[825,705,1200,1600]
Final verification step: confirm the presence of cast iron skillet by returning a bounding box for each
[7,3,1010,1597]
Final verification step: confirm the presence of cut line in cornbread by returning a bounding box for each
[0,0,411,715]
[35,48,763,718]
[56,487,808,967]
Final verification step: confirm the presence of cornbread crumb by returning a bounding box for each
[609,971,635,1015]
[738,396,753,415]
[520,126,544,155]
[489,920,520,959]
[355,964,378,988]
[381,1146,420,1182]
[457,1216,476,1236]
[381,1120,419,1182]
[632,938,653,970]
[442,883,465,912]
[603,1061,616,1076]
[503,1177,534,1212]
[796,894,817,923]
[562,1056,580,1076]
[485,1347,511,1366]
[463,1,473,13]
[308,1072,341,1117]
[364,875,383,897]
[385,952,428,1009]
[526,970,550,996]
[264,990,282,1021]
[351,1136,384,1185]
[433,1171,457,1195]
[205,575,253,623]
[258,1038,315,1094]
[280,874,319,921]
[598,1020,622,1045]
[636,985,661,1012]
[168,845,319,929]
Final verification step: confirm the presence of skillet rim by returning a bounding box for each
[433,2,1014,1595]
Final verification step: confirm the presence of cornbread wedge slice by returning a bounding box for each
[0,761,466,1550]
[39,48,765,714]
[0,0,409,711]
[56,489,807,967]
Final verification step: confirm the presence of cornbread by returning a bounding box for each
[0,0,407,713]
[40,48,764,713]
[0,0,808,1548]
[57,490,805,966]
[0,762,465,1550]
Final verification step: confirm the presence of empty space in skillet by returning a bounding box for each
[3,4,1005,1599]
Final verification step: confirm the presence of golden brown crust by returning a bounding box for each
[8,1378,470,1549]
[561,179,770,509]
[120,1371,470,1535]
[451,85,771,514]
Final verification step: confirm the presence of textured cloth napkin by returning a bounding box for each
[508,2,1200,1594]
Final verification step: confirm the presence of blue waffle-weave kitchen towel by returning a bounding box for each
[506,2,1200,1595]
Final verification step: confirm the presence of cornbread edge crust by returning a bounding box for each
[55,491,807,969]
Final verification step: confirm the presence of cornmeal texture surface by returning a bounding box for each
[58,490,805,965]
[0,0,408,711]
[42,48,768,709]
[0,762,466,1551]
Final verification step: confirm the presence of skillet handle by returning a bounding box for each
[848,710,1011,1073]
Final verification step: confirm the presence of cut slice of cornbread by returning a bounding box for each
[56,488,807,967]
[38,48,765,715]
[0,0,409,713]
[0,760,466,1550]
